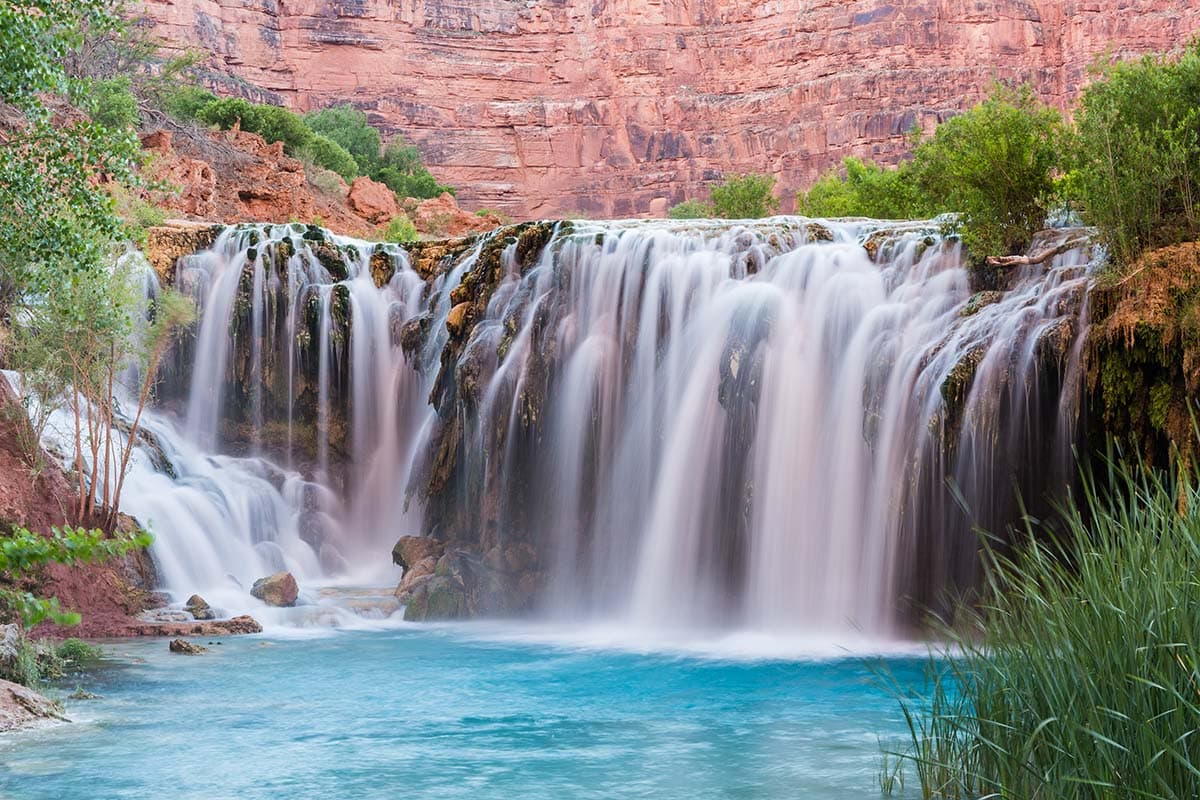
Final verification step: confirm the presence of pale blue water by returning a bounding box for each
[0,624,927,799]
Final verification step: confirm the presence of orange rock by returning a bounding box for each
[145,0,1200,219]
[412,193,503,237]
[347,176,401,224]
[446,302,471,336]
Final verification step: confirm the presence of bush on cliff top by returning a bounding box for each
[1071,41,1200,265]
[669,174,780,220]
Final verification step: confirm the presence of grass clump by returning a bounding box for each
[889,453,1200,798]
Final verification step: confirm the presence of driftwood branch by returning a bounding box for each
[986,238,1088,268]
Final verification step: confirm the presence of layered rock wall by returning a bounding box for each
[142,0,1200,217]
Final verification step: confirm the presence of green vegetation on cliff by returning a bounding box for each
[797,43,1200,269]
[669,174,780,220]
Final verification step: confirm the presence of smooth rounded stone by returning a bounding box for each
[168,639,207,655]
[250,572,299,607]
[0,678,66,732]
[391,536,445,571]
[185,594,215,621]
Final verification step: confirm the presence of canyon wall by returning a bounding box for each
[142,0,1200,218]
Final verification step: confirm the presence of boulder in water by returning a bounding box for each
[250,572,299,607]
[185,594,215,621]
[168,639,207,655]
[391,536,445,571]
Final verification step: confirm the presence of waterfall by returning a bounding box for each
[118,218,1094,633]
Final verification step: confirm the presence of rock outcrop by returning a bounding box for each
[347,176,401,223]
[0,679,65,732]
[144,0,1200,218]
[250,572,300,607]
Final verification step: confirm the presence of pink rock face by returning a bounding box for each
[143,0,1200,219]
[347,175,401,222]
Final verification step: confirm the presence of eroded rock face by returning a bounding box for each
[348,176,401,223]
[145,0,1200,218]
[0,679,64,732]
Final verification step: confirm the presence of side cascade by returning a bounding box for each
[136,217,1097,633]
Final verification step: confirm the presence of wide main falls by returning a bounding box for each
[129,216,1097,635]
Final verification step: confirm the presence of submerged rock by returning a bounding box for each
[168,639,207,655]
[250,572,299,607]
[0,679,66,732]
[185,594,215,621]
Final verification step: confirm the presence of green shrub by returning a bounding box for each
[89,77,139,129]
[56,638,101,667]
[667,199,715,219]
[911,85,1063,259]
[1072,42,1200,266]
[305,104,382,174]
[382,215,418,243]
[374,140,452,200]
[797,157,929,219]
[161,85,218,122]
[709,173,779,219]
[301,134,359,182]
[889,452,1200,798]
[251,104,313,153]
[198,97,312,154]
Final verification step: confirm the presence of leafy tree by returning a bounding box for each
[374,140,453,200]
[305,104,382,174]
[911,85,1064,259]
[301,134,360,182]
[709,173,780,219]
[0,0,121,113]
[797,157,929,219]
[1071,42,1200,265]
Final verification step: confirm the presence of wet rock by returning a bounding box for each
[143,221,223,283]
[446,302,471,337]
[168,639,208,655]
[185,594,215,621]
[960,290,1005,317]
[391,536,446,571]
[127,615,264,637]
[138,609,194,624]
[250,572,299,607]
[0,679,66,732]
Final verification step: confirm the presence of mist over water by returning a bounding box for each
[93,217,1095,635]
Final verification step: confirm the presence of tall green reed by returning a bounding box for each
[887,453,1200,799]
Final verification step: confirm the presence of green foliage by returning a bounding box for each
[0,525,152,628]
[797,157,929,219]
[887,453,1200,798]
[911,85,1064,259]
[668,199,715,219]
[382,215,418,244]
[197,98,313,153]
[56,637,101,667]
[0,0,121,113]
[301,135,360,182]
[1072,42,1200,265]
[709,173,780,219]
[304,105,382,174]
[374,141,453,200]
[161,85,218,122]
[89,76,139,129]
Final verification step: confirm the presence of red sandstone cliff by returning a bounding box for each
[141,0,1200,219]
